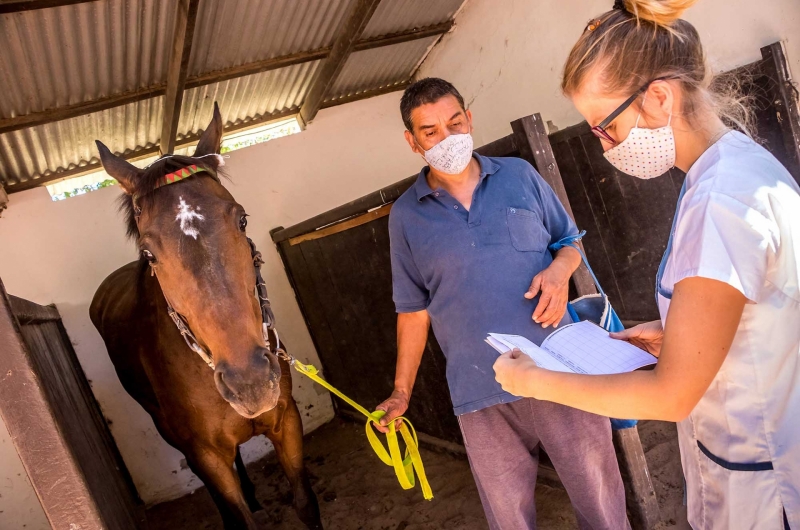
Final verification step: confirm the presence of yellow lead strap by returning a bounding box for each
[290,358,433,500]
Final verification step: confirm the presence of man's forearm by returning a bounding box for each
[553,245,582,276]
[394,310,430,398]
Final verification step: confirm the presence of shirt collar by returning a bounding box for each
[414,153,500,201]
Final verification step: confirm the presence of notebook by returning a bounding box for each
[486,320,657,375]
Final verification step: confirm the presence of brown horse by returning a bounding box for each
[90,105,321,529]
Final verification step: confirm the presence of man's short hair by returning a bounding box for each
[400,78,466,132]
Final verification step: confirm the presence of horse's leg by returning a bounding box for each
[235,446,263,513]
[184,445,259,530]
[266,400,322,530]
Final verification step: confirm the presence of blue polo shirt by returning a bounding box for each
[389,153,578,415]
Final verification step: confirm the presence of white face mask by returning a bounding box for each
[421,133,474,175]
[603,99,675,179]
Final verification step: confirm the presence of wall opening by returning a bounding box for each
[47,117,302,201]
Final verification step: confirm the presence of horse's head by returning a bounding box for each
[96,105,282,418]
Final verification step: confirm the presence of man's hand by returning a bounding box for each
[526,258,572,328]
[374,389,410,433]
[610,320,664,357]
[493,349,540,397]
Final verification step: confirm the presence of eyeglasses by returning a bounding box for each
[590,77,670,146]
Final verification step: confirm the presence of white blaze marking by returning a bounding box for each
[175,196,205,239]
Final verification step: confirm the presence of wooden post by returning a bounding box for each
[511,114,597,297]
[160,0,201,155]
[614,428,661,529]
[512,113,661,529]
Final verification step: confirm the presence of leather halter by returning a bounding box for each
[136,163,285,369]
[160,236,280,370]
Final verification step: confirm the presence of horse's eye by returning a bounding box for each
[142,250,156,263]
[239,215,248,232]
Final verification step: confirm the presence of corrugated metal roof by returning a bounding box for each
[0,97,163,185]
[178,60,321,139]
[0,0,466,191]
[327,37,438,102]
[0,0,176,119]
[361,0,465,39]
[188,0,351,75]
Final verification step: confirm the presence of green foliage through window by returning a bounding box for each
[51,178,116,201]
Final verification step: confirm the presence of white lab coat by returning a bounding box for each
[657,131,800,530]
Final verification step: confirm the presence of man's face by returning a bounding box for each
[404,95,473,156]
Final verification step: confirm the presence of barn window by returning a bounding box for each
[219,117,301,153]
[47,117,301,201]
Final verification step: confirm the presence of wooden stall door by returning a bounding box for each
[0,279,146,530]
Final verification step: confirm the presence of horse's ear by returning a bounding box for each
[194,103,224,157]
[95,141,142,195]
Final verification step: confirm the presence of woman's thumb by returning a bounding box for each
[609,328,633,340]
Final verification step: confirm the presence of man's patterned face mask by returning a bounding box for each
[423,133,474,175]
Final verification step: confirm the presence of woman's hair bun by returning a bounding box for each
[620,0,698,28]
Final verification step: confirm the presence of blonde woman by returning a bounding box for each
[493,1,800,528]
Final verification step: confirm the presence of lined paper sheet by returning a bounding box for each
[541,321,656,375]
[486,334,572,373]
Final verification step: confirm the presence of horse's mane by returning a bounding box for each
[117,154,225,241]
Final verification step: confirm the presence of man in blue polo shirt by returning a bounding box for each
[375,78,628,529]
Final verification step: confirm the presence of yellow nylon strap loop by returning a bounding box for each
[291,359,433,500]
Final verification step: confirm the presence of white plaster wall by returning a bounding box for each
[0,415,49,530]
[0,0,797,523]
[419,0,800,146]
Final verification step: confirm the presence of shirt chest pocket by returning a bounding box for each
[506,207,549,252]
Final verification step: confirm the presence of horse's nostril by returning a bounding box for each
[214,367,236,400]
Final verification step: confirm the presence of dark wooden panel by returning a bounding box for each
[0,280,145,530]
[756,46,800,182]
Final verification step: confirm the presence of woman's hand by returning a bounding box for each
[493,349,540,397]
[610,320,664,357]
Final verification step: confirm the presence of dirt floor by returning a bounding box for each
[147,418,690,530]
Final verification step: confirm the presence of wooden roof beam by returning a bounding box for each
[298,0,382,127]
[0,22,452,135]
[159,0,200,155]
[0,0,96,14]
